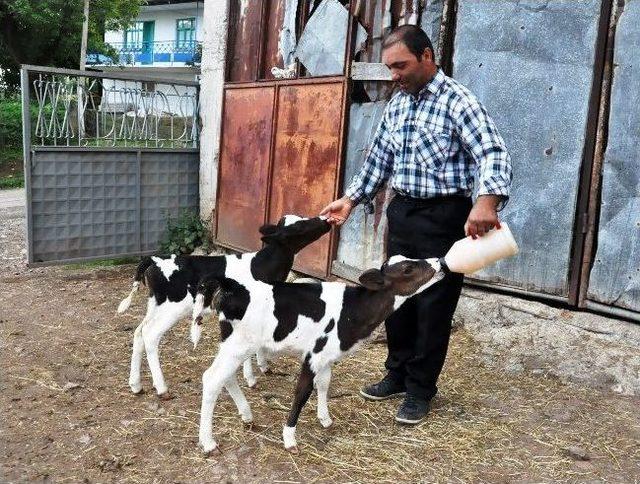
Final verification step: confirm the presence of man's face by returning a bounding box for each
[382,42,433,95]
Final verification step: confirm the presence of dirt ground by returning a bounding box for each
[1,195,639,483]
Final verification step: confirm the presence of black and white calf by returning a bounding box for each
[191,255,446,453]
[117,215,331,398]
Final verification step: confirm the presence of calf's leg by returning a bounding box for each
[128,297,156,393]
[142,311,185,397]
[242,357,257,388]
[314,366,333,428]
[282,358,315,453]
[256,348,269,373]
[199,343,246,454]
[224,374,253,424]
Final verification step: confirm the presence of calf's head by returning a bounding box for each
[195,275,225,317]
[190,275,250,348]
[259,215,331,253]
[358,256,444,296]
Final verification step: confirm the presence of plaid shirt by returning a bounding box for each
[345,69,512,210]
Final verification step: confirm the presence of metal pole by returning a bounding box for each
[79,0,90,70]
[21,67,34,264]
[78,0,90,145]
[567,0,614,305]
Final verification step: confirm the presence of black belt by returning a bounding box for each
[392,189,470,206]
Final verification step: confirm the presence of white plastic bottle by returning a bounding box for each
[442,222,519,274]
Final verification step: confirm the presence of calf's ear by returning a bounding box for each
[359,269,386,291]
[260,233,282,244]
[260,223,284,244]
[259,223,278,235]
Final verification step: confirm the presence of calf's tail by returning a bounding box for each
[117,257,154,313]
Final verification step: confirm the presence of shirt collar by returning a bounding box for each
[414,68,446,100]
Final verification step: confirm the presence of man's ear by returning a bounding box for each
[422,48,433,63]
[358,269,386,291]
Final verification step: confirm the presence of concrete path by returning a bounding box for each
[0,188,26,274]
[0,188,25,210]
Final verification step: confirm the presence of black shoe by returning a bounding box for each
[395,394,430,424]
[360,374,406,401]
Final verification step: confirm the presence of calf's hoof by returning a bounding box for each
[129,382,144,395]
[200,439,221,456]
[203,446,222,457]
[157,392,175,401]
[319,417,333,429]
[245,378,257,389]
[285,445,300,454]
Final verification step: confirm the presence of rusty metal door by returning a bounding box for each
[215,0,352,277]
[215,78,345,277]
[268,81,345,277]
[216,87,275,252]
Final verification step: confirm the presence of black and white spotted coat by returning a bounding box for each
[191,255,445,453]
[118,215,331,397]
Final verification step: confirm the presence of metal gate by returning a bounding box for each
[21,65,200,265]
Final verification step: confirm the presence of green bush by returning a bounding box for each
[159,209,211,255]
[0,98,64,148]
[0,99,24,147]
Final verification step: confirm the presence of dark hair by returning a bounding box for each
[382,25,434,60]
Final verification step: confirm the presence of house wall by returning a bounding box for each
[198,1,229,220]
[104,3,204,68]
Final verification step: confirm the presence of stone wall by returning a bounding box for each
[455,287,640,396]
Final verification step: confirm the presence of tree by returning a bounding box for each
[0,0,144,92]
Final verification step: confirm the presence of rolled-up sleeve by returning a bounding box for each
[454,99,513,210]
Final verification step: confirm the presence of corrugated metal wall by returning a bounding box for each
[587,0,640,314]
[333,0,446,281]
[225,0,264,82]
[334,101,390,280]
[451,0,604,297]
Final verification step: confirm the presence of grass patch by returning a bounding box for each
[63,256,139,270]
[0,146,23,189]
[0,174,24,189]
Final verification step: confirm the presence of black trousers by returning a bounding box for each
[384,193,472,400]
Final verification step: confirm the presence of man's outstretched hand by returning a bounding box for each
[320,196,354,226]
[322,194,502,234]
[465,195,502,239]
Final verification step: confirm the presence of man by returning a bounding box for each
[320,25,512,424]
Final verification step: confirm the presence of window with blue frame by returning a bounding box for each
[176,18,196,51]
[124,21,144,51]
